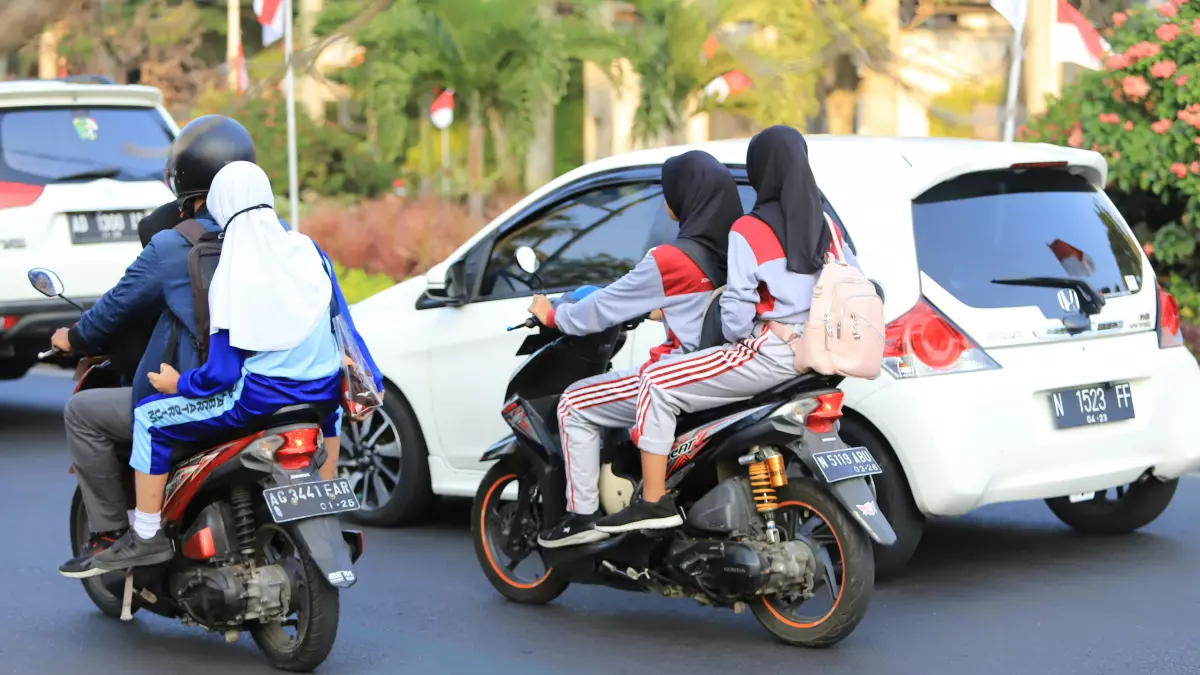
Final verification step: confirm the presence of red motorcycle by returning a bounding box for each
[30,268,364,673]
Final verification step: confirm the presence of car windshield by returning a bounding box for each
[912,168,1144,319]
[0,106,173,185]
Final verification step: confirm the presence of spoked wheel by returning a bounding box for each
[68,487,133,619]
[751,479,874,648]
[1046,477,1178,535]
[471,460,569,604]
[249,524,340,673]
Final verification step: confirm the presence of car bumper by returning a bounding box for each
[0,297,98,355]
[846,333,1200,517]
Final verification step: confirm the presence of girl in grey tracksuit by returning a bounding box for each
[591,125,861,536]
[530,150,743,548]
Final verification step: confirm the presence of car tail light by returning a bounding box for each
[805,392,844,434]
[1157,284,1183,349]
[882,298,1000,378]
[0,181,44,209]
[0,316,18,331]
[247,427,321,470]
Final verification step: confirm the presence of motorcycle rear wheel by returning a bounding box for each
[750,478,875,648]
[69,487,135,619]
[249,523,340,673]
[472,460,569,605]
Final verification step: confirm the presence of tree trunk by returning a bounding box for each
[38,20,66,79]
[525,92,555,192]
[467,92,486,222]
[488,109,520,193]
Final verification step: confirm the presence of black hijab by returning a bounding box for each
[746,125,828,275]
[662,150,743,286]
[138,201,187,248]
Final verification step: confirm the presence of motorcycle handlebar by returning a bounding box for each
[506,317,539,332]
[38,347,61,360]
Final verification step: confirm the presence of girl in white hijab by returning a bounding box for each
[85,162,381,573]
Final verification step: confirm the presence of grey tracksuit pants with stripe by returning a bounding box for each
[557,324,799,514]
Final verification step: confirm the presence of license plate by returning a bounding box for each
[1048,382,1135,429]
[67,210,152,244]
[263,478,360,523]
[811,446,882,483]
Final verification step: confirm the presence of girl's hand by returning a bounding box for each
[148,363,180,394]
[528,294,553,325]
[648,309,664,322]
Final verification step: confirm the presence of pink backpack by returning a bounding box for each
[768,214,885,379]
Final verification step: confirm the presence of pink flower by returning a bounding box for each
[1144,242,1155,255]
[1124,41,1162,64]
[1195,17,1200,34]
[1151,60,1178,79]
[1159,2,1178,17]
[1192,161,1200,174]
[1157,23,1181,42]
[1113,151,1121,159]
[1171,162,1188,178]
[1099,112,1121,124]
[1113,11,1128,26]
[1122,75,1151,100]
[1152,118,1173,133]
[1124,120,1134,130]
[1068,123,1084,148]
[1106,54,1131,70]
[1177,74,1190,86]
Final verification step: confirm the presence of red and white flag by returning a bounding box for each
[430,89,455,130]
[1053,0,1109,69]
[234,41,249,92]
[1048,239,1096,278]
[253,0,285,47]
[703,70,752,103]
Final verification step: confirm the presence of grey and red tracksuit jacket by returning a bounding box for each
[547,244,715,367]
[720,215,859,342]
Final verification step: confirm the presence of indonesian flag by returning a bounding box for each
[430,89,455,130]
[703,70,752,103]
[254,0,285,47]
[990,0,1027,32]
[234,42,249,93]
[1048,238,1096,278]
[1053,0,1109,69]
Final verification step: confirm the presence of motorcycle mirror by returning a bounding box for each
[515,246,540,275]
[28,268,65,298]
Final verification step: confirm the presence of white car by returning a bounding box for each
[0,78,178,379]
[344,135,1200,575]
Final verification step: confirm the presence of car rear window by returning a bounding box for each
[912,168,1144,317]
[0,106,173,185]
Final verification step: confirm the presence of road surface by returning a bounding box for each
[1,370,1196,674]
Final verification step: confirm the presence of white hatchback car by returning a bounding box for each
[344,135,1200,575]
[0,78,177,379]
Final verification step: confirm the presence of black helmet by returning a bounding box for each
[168,115,256,206]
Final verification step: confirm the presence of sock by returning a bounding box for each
[132,510,161,540]
[127,510,136,528]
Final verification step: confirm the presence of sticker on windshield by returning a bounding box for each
[72,116,99,141]
[1125,274,1139,292]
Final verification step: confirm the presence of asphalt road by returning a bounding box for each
[2,369,1198,675]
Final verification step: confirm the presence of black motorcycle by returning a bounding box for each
[30,268,363,672]
[470,248,895,647]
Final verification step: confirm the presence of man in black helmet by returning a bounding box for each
[54,115,258,576]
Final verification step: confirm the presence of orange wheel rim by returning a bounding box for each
[480,473,553,589]
[761,499,845,629]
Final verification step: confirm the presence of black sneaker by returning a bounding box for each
[59,529,127,579]
[537,512,610,549]
[89,529,174,572]
[595,493,683,533]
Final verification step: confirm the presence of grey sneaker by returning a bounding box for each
[537,512,610,549]
[90,529,174,571]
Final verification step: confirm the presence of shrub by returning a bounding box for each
[1020,0,1200,332]
[332,262,397,305]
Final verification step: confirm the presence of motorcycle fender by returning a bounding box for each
[292,514,358,589]
[481,435,518,462]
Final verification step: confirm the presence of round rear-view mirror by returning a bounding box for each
[515,246,540,275]
[28,268,65,298]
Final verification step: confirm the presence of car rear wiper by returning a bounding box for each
[991,276,1106,315]
[52,167,122,182]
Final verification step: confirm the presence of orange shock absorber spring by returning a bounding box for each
[748,460,778,512]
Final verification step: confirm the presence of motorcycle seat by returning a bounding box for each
[168,404,328,463]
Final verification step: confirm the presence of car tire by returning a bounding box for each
[837,416,924,580]
[1045,478,1178,535]
[340,383,435,527]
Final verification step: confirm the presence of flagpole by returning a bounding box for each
[283,0,300,231]
[1002,6,1027,142]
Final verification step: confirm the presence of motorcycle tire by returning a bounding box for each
[472,459,569,605]
[69,487,135,619]
[250,523,341,673]
[750,478,875,648]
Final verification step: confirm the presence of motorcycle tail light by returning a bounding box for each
[1157,284,1183,349]
[275,427,321,470]
[882,298,1000,379]
[0,181,43,209]
[805,392,844,434]
[0,315,18,331]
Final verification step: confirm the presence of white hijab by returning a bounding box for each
[206,161,332,352]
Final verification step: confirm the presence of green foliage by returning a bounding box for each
[332,263,397,305]
[1022,0,1200,325]
[928,79,1004,138]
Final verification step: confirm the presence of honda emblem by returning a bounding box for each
[1057,288,1080,313]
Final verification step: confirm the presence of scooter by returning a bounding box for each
[30,267,363,673]
[470,248,895,647]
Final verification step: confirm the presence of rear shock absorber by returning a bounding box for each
[740,447,788,543]
[230,485,256,557]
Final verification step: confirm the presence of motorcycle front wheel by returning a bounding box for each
[750,478,875,648]
[69,487,134,619]
[471,459,569,605]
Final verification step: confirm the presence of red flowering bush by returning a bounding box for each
[1021,0,1200,344]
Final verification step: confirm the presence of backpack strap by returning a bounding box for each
[161,218,212,366]
[174,219,208,246]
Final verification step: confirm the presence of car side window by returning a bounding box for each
[480,182,666,299]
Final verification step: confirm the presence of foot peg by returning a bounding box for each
[120,571,134,621]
